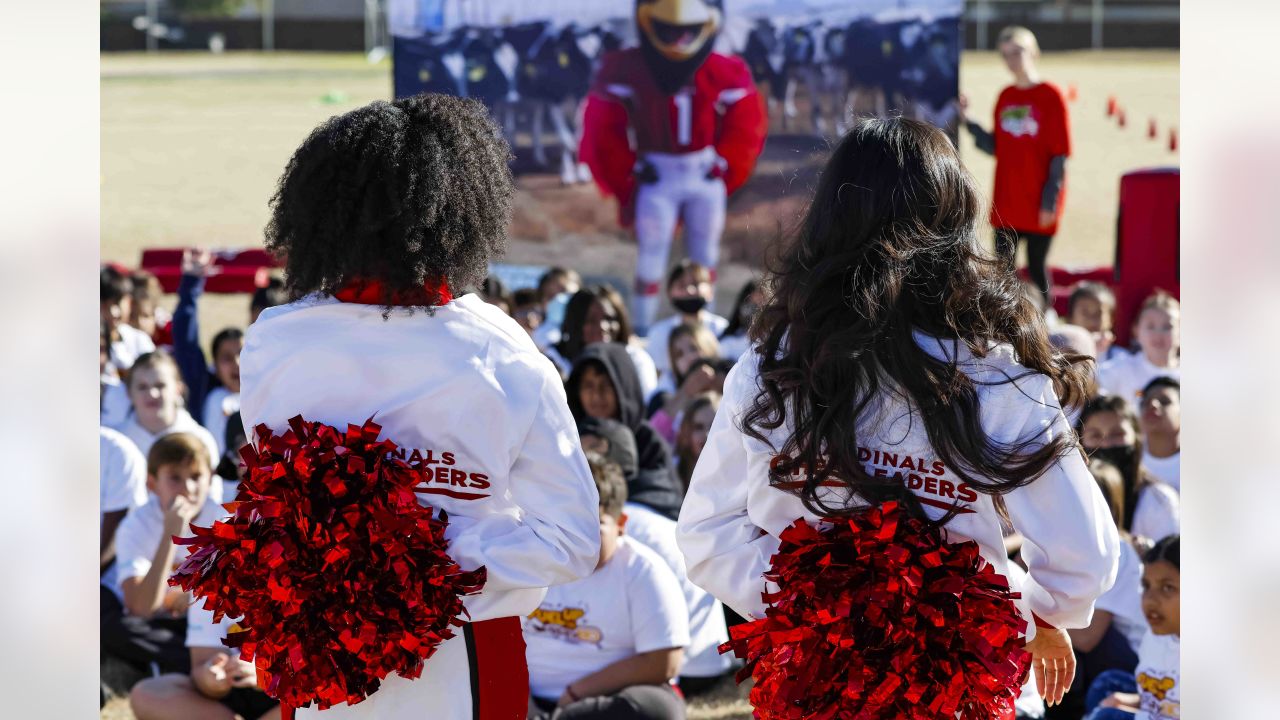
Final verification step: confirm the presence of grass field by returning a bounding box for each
[100,48,1177,720]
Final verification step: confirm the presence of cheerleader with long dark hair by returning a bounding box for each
[677,118,1119,717]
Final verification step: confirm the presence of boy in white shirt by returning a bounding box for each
[102,432,226,678]
[1138,377,1180,493]
[644,260,727,373]
[578,418,734,694]
[524,453,689,719]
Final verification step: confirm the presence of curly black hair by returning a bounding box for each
[265,93,514,308]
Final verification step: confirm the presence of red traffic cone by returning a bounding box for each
[1169,127,1178,152]
[1117,109,1126,127]
[1148,118,1158,139]
[1106,95,1117,116]
[1068,84,1078,102]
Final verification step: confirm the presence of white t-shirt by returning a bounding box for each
[1134,632,1180,720]
[1142,450,1180,494]
[678,332,1121,629]
[623,502,732,679]
[112,409,222,489]
[1096,351,1179,409]
[644,311,729,383]
[523,535,690,700]
[101,427,149,593]
[202,387,241,458]
[1094,540,1148,652]
[101,427,148,524]
[101,375,132,428]
[110,323,156,374]
[111,493,228,605]
[1131,482,1180,544]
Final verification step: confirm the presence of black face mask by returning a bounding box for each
[1089,445,1137,472]
[672,296,708,315]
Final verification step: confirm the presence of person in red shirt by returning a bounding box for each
[579,0,767,336]
[960,26,1070,311]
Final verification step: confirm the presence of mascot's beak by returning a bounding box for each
[637,0,721,62]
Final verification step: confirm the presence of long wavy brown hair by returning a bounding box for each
[744,118,1091,519]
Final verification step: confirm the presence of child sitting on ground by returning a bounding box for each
[103,433,228,680]
[567,344,683,520]
[112,350,223,500]
[1097,291,1180,404]
[102,265,156,374]
[524,452,689,720]
[648,322,721,442]
[643,260,728,374]
[578,418,734,696]
[1065,459,1148,713]
[128,602,280,720]
[1067,281,1119,360]
[1079,394,1179,547]
[102,322,133,427]
[1138,377,1180,493]
[130,270,170,348]
[1083,535,1179,720]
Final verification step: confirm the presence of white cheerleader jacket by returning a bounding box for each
[240,291,602,624]
[677,332,1121,632]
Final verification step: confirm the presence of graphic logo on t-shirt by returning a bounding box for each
[1000,105,1040,138]
[528,605,604,645]
[1137,671,1179,718]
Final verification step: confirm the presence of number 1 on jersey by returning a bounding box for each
[674,89,693,147]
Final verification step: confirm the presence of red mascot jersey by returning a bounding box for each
[580,48,767,224]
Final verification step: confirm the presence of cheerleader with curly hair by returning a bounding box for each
[204,94,602,720]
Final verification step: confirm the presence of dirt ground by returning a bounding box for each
[102,49,1177,348]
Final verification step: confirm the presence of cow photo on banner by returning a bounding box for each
[389,0,962,330]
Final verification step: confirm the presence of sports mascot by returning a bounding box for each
[580,0,768,334]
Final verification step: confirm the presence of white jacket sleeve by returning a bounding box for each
[1003,378,1121,630]
[446,363,601,591]
[677,361,779,620]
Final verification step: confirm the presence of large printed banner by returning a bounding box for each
[389,0,963,137]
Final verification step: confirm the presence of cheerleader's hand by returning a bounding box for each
[1024,625,1075,707]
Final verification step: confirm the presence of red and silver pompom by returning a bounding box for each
[170,416,485,712]
[721,501,1030,719]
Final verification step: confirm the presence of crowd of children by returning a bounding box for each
[101,245,1179,719]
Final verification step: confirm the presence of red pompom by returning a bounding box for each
[170,416,485,712]
[721,501,1030,719]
